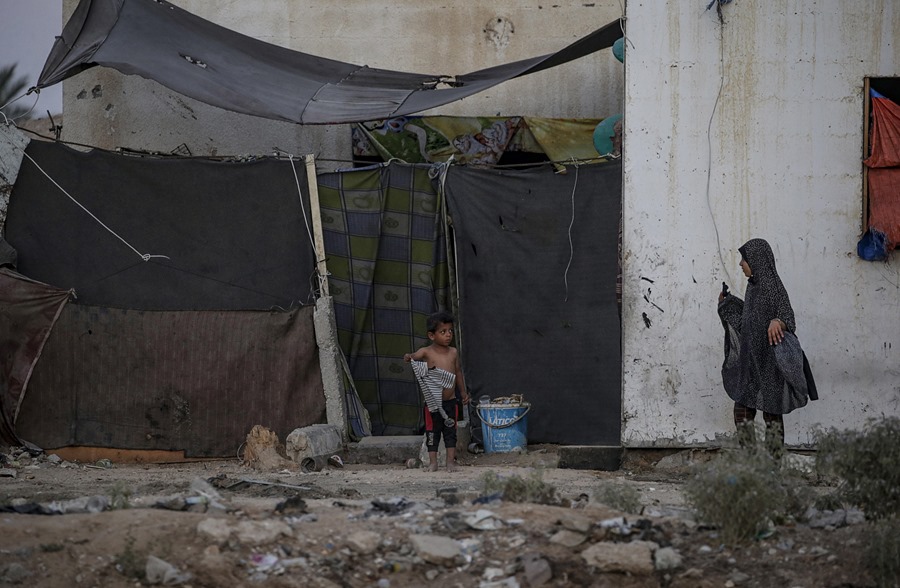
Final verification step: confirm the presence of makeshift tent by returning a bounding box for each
[316,164,449,435]
[445,161,622,445]
[3,140,327,455]
[34,0,621,125]
[863,89,900,253]
[353,116,609,166]
[2,134,624,447]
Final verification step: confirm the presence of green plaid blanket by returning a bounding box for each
[317,164,449,435]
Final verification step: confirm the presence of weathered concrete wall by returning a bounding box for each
[622,1,900,447]
[60,0,624,168]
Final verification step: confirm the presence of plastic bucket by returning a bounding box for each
[477,401,530,453]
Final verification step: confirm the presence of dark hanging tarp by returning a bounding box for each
[445,161,622,446]
[6,140,317,310]
[35,0,622,125]
[0,269,71,447]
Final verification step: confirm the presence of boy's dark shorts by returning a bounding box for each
[424,398,459,451]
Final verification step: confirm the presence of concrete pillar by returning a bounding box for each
[313,295,348,443]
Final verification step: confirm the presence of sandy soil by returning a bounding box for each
[0,446,874,588]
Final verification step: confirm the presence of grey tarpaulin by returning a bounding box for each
[444,162,622,446]
[35,0,622,125]
[6,140,317,310]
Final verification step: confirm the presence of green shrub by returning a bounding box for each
[866,517,900,588]
[683,449,792,544]
[114,535,145,580]
[593,481,642,514]
[814,417,900,521]
[109,481,132,510]
[481,469,559,505]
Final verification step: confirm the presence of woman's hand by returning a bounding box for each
[768,319,785,346]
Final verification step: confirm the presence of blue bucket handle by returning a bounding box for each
[476,404,531,430]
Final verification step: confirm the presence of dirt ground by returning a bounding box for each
[0,444,874,588]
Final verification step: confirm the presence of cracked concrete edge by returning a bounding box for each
[0,125,30,236]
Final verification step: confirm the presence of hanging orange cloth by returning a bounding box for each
[864,91,900,250]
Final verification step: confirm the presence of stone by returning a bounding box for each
[653,450,696,472]
[234,520,292,545]
[347,530,381,554]
[522,552,552,586]
[196,518,232,544]
[466,509,504,530]
[0,562,30,585]
[806,507,866,529]
[558,513,592,533]
[242,425,297,472]
[549,529,587,547]
[654,546,683,571]
[409,534,461,566]
[145,555,191,585]
[46,454,62,464]
[581,540,656,575]
[729,571,750,585]
[480,578,521,588]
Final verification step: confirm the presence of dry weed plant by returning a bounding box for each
[814,417,900,521]
[593,481,642,514]
[683,447,791,545]
[480,469,559,505]
[866,517,900,588]
[815,417,900,587]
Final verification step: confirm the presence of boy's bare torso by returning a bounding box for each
[417,344,458,400]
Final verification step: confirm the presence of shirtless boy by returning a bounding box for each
[403,311,470,472]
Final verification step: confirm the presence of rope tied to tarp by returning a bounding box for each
[16,147,171,263]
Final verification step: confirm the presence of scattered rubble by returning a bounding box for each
[0,444,883,587]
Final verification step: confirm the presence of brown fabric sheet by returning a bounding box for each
[0,268,72,446]
[15,304,324,457]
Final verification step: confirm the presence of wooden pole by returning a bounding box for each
[305,154,329,297]
[862,78,870,235]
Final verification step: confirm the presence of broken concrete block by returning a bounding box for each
[285,424,343,465]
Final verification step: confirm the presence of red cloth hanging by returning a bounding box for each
[868,168,900,250]
[865,94,900,250]
[865,95,900,169]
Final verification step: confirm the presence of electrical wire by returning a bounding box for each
[705,16,733,286]
[563,160,580,302]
